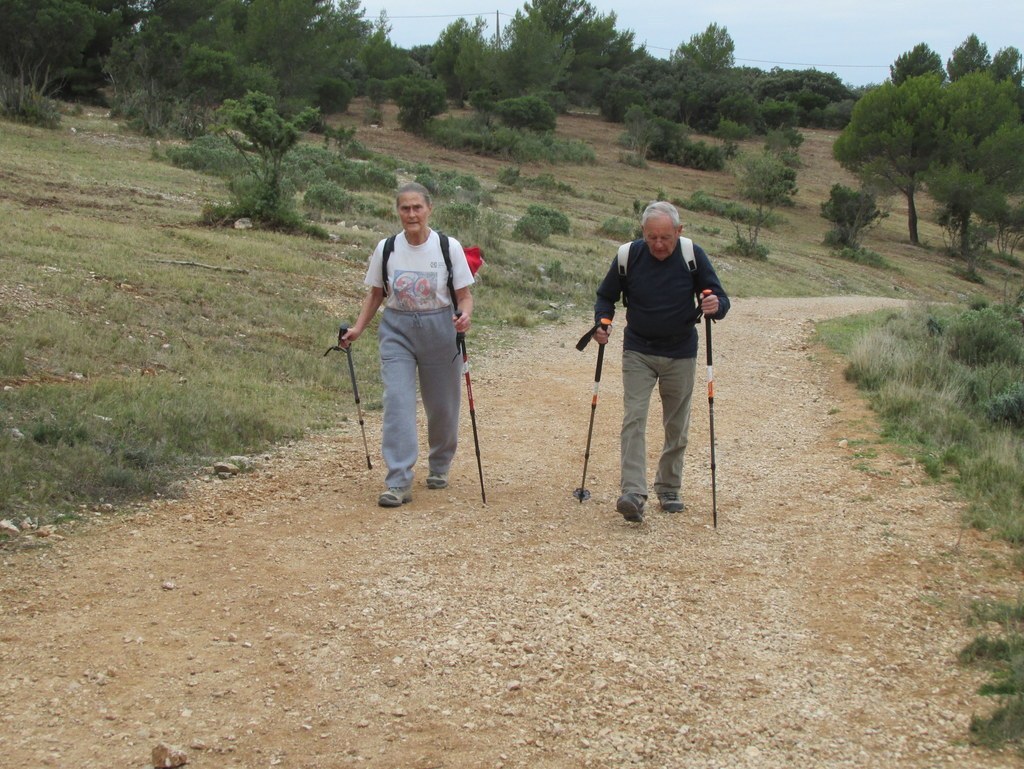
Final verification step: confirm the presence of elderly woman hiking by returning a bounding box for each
[341,182,475,507]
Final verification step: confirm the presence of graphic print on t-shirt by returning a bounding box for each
[392,269,439,311]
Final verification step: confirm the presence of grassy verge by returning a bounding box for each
[817,300,1024,749]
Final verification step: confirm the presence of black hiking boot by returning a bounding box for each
[616,492,646,523]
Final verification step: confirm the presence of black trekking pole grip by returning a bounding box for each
[337,325,361,399]
[455,310,466,350]
[576,316,611,351]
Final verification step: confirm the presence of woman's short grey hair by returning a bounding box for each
[641,200,680,228]
[396,181,432,207]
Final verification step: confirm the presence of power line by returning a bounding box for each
[644,42,888,72]
[379,11,892,74]
[735,56,888,71]
[378,10,512,21]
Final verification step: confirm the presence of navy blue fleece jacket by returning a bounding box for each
[594,238,730,359]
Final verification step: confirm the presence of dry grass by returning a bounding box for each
[332,100,1018,306]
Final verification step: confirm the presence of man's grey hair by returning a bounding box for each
[396,181,432,207]
[641,200,680,228]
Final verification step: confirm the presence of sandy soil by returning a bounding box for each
[2,296,1021,769]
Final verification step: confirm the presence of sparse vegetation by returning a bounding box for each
[822,303,1024,542]
[960,598,1024,750]
[816,303,1024,750]
[3,98,1022,541]
[426,116,596,164]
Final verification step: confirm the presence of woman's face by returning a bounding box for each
[397,191,432,243]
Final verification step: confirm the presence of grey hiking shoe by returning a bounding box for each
[616,492,646,523]
[657,491,685,513]
[378,487,412,507]
[426,471,448,490]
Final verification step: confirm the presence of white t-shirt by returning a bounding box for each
[364,230,475,312]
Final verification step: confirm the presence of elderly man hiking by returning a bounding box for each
[592,201,730,523]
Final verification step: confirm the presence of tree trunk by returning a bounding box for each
[960,217,977,275]
[905,186,920,245]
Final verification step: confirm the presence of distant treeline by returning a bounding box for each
[2,0,864,136]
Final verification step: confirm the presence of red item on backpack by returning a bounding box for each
[465,245,484,275]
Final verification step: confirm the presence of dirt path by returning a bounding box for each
[2,296,1021,768]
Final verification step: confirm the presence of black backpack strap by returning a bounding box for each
[438,231,458,314]
[381,235,397,297]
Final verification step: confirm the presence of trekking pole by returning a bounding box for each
[701,290,718,528]
[455,312,486,504]
[323,325,372,470]
[573,318,612,502]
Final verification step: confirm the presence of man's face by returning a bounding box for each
[642,214,683,260]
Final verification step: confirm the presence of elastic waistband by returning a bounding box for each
[383,306,452,317]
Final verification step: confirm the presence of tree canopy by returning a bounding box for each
[834,74,945,245]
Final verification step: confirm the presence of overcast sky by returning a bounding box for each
[361,0,1022,87]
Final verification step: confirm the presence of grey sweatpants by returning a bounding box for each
[378,307,462,489]
[620,350,697,497]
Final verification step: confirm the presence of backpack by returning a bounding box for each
[381,232,483,314]
[616,236,697,308]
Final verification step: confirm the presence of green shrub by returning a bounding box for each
[497,166,521,186]
[821,183,884,249]
[425,117,595,164]
[833,246,891,269]
[525,204,570,235]
[165,134,246,176]
[947,307,1024,367]
[469,208,506,253]
[432,202,479,234]
[324,161,396,191]
[513,213,552,243]
[986,382,1024,428]
[676,140,727,171]
[303,182,353,214]
[715,118,751,142]
[414,169,481,200]
[727,232,769,260]
[598,217,637,241]
[391,76,447,133]
[494,95,557,131]
[315,77,354,114]
[528,173,576,193]
[283,144,331,181]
